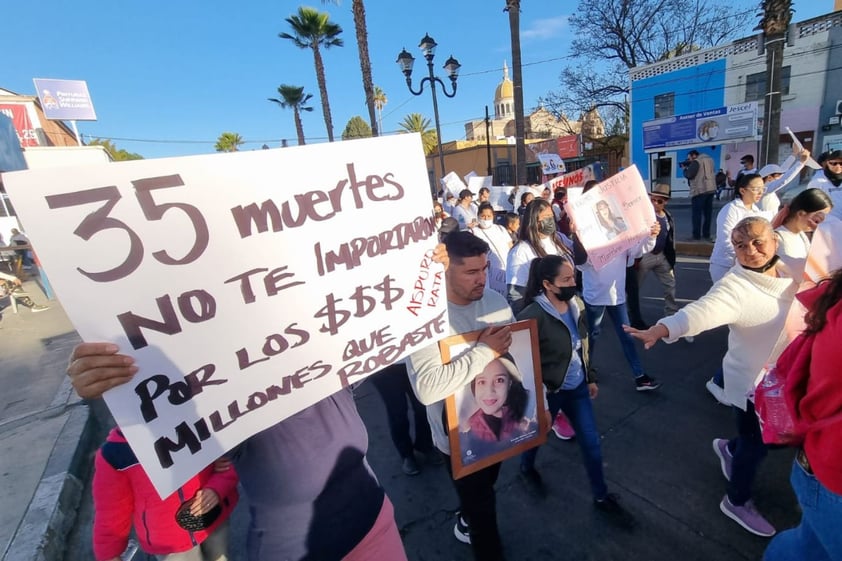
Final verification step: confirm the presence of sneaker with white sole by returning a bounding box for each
[552,411,575,440]
[705,378,729,405]
[634,374,660,392]
[719,497,776,537]
[453,512,471,544]
[712,438,732,481]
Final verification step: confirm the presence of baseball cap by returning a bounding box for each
[758,164,784,178]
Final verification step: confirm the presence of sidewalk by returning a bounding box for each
[0,279,97,561]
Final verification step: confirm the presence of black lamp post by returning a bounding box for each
[396,34,460,179]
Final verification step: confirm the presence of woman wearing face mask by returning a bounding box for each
[471,202,513,298]
[515,256,625,514]
[506,199,587,316]
[626,216,798,538]
[773,188,832,279]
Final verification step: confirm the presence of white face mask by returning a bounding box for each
[478,218,494,229]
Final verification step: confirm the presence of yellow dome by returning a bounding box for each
[495,80,513,101]
[495,60,513,101]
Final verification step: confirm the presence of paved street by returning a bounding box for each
[57,254,800,561]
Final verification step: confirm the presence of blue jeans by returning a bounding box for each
[763,460,842,560]
[585,302,644,378]
[727,402,767,505]
[520,379,608,500]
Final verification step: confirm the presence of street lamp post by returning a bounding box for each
[396,34,460,181]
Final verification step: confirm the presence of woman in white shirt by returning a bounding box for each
[506,199,586,315]
[471,202,513,298]
[774,188,832,280]
[709,174,774,283]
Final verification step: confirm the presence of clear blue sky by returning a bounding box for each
[2,0,834,159]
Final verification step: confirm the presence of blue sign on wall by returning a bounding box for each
[643,102,757,152]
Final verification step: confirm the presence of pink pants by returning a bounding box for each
[342,496,407,561]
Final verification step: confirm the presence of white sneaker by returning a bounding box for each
[705,378,729,406]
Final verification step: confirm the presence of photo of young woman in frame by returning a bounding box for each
[441,319,548,479]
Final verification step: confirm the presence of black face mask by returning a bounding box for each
[740,254,780,274]
[538,217,557,236]
[554,285,577,302]
[824,167,842,186]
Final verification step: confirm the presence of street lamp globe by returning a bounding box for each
[396,48,415,77]
[419,34,437,58]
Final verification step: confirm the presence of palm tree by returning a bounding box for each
[268,85,314,146]
[756,0,793,166]
[505,0,527,185]
[322,0,378,136]
[280,7,343,142]
[373,86,387,136]
[398,113,437,155]
[215,132,244,152]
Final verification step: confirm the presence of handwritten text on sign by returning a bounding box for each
[2,135,448,497]
[565,165,655,270]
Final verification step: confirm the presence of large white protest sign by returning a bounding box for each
[466,175,493,194]
[2,134,448,497]
[566,165,655,270]
[441,171,467,198]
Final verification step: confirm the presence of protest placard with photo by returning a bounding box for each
[440,320,547,479]
[564,165,655,271]
[2,134,448,497]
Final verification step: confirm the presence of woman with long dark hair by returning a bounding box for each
[506,199,586,315]
[515,255,624,513]
[773,188,832,279]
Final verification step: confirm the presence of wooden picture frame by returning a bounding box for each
[440,319,548,479]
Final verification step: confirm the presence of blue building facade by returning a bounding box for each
[630,58,726,197]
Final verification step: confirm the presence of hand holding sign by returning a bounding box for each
[7,134,449,497]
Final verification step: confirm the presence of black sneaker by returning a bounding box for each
[453,512,471,544]
[635,374,660,392]
[401,456,420,476]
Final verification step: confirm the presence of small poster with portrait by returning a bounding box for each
[440,319,548,479]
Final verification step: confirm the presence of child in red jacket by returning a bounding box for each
[92,427,238,561]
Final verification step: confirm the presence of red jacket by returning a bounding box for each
[784,284,842,495]
[92,428,238,560]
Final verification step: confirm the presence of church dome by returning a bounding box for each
[494,61,514,120]
[495,60,514,102]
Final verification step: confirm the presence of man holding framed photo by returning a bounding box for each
[407,231,514,561]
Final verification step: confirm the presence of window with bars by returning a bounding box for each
[654,93,675,119]
[745,66,791,102]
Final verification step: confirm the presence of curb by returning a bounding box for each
[675,241,713,258]
[3,404,97,561]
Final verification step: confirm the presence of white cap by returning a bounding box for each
[758,164,784,178]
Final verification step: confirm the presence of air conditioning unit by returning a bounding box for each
[836,99,842,115]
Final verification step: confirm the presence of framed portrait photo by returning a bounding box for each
[440,319,548,479]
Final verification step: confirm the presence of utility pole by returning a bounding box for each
[485,106,493,177]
